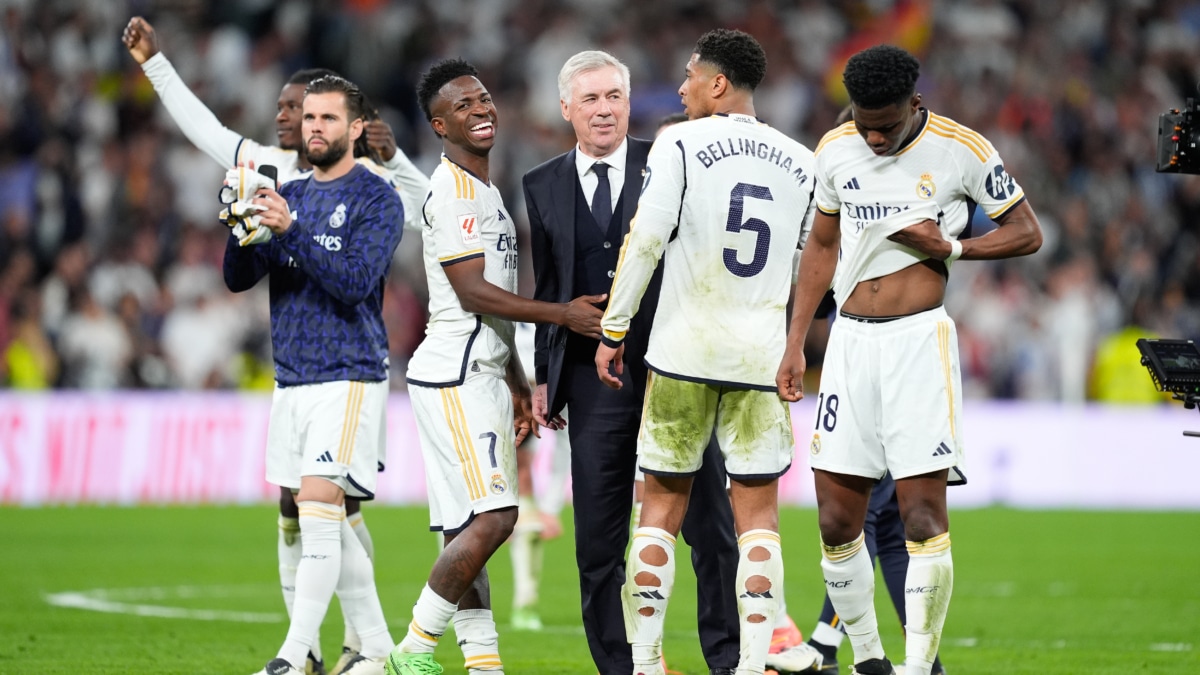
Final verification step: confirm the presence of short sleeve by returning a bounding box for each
[426,175,486,267]
[967,146,1026,221]
[813,148,841,216]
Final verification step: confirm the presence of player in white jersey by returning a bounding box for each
[777,45,1043,675]
[122,16,427,232]
[122,17,428,674]
[388,59,604,675]
[594,30,816,675]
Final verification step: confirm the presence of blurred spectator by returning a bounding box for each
[3,286,58,388]
[160,291,242,389]
[57,288,132,389]
[40,241,89,340]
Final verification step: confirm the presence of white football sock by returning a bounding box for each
[456,608,504,673]
[336,517,392,659]
[624,527,676,668]
[278,502,343,669]
[278,515,301,619]
[347,510,375,559]
[904,533,953,675]
[342,510,373,652]
[821,532,884,664]
[510,497,543,609]
[811,620,845,649]
[737,529,783,674]
[398,583,458,653]
[774,583,789,630]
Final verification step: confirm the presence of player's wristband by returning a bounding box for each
[600,334,624,349]
[945,239,963,263]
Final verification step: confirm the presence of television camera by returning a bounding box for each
[1157,93,1200,174]
[1137,338,1200,436]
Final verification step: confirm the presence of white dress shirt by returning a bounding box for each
[574,137,628,213]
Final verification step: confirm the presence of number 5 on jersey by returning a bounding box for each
[723,182,773,278]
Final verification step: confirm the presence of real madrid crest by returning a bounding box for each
[810,434,821,456]
[329,203,347,228]
[916,173,936,200]
[490,474,508,495]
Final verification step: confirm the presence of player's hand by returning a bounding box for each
[122,17,161,64]
[887,218,952,259]
[532,383,565,430]
[595,342,625,390]
[252,187,293,235]
[539,512,563,540]
[775,341,808,402]
[563,293,605,338]
[513,385,538,444]
[365,120,397,162]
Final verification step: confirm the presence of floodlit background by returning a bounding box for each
[1,2,1199,673]
[0,0,1198,506]
[1,0,1198,400]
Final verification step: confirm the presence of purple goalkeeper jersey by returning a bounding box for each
[223,163,404,386]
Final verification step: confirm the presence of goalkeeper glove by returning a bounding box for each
[219,165,278,205]
[218,201,272,247]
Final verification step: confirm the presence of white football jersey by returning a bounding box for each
[814,110,1025,297]
[601,114,816,390]
[407,156,518,387]
[141,53,428,230]
[234,139,306,182]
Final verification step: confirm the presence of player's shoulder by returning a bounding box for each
[814,121,860,157]
[763,123,815,159]
[347,163,403,212]
[356,156,396,183]
[923,112,996,163]
[351,160,398,190]
[654,118,696,145]
[428,157,484,206]
[278,172,311,198]
[238,140,300,174]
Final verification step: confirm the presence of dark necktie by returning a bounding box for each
[591,162,612,233]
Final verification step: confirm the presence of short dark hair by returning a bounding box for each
[657,112,689,129]
[842,45,920,109]
[354,95,384,164]
[417,58,479,122]
[694,29,766,92]
[304,75,367,122]
[287,67,340,86]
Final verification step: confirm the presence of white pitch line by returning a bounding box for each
[44,588,283,623]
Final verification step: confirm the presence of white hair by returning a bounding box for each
[557,50,631,104]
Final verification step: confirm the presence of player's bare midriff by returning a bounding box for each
[842,259,946,317]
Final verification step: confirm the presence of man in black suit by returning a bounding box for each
[522,50,740,675]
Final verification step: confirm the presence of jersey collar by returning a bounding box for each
[893,108,931,157]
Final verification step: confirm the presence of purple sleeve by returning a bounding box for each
[276,188,404,306]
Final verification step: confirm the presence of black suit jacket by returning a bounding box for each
[522,137,662,416]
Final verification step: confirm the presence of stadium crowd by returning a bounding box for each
[0,0,1197,402]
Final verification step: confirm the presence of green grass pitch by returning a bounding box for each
[1,505,1197,674]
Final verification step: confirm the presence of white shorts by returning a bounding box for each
[639,372,794,480]
[809,306,966,484]
[410,373,519,534]
[265,379,388,499]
